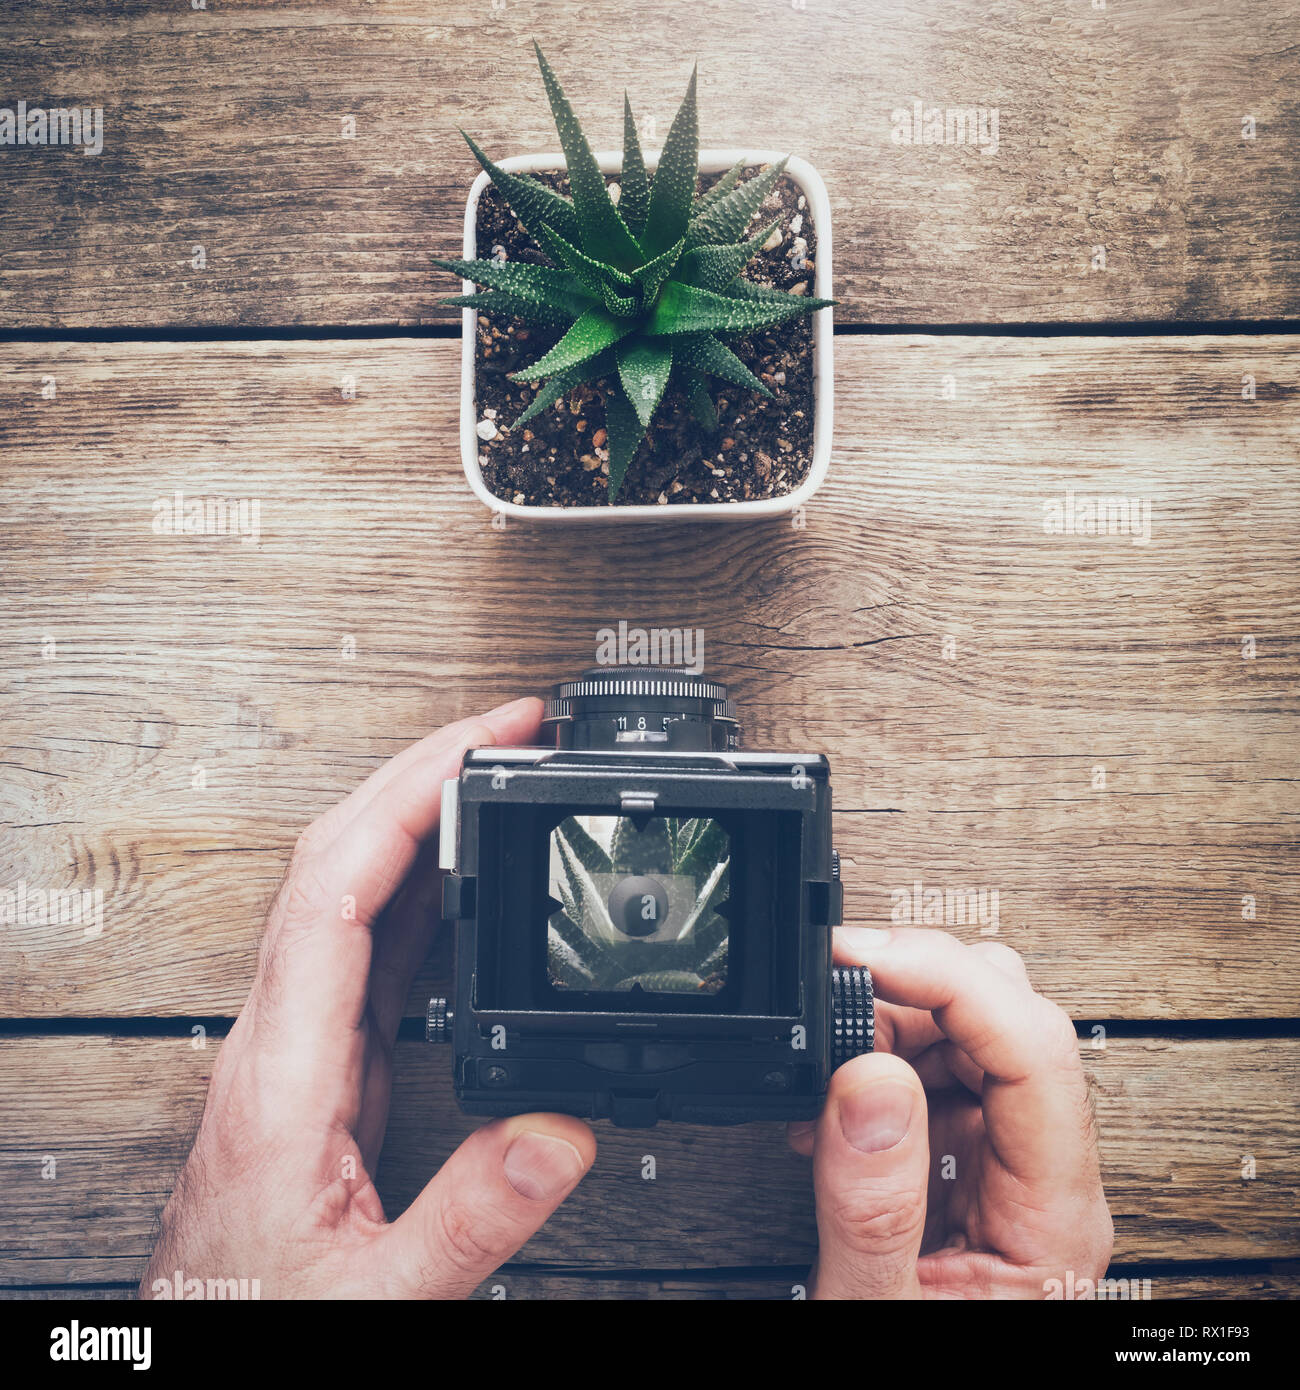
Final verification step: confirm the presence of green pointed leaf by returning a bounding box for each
[675,855,730,943]
[547,929,598,988]
[632,237,686,303]
[684,369,718,430]
[620,95,651,236]
[678,220,778,291]
[510,307,635,382]
[442,289,586,330]
[676,818,730,878]
[687,157,788,248]
[561,815,614,874]
[433,256,593,315]
[691,157,747,217]
[641,65,698,256]
[649,280,822,336]
[615,970,707,992]
[604,382,647,501]
[598,282,639,317]
[725,278,835,311]
[534,224,635,311]
[616,338,673,429]
[511,349,615,430]
[554,827,618,941]
[675,334,772,398]
[461,131,580,247]
[534,43,643,269]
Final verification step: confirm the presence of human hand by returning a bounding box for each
[142,697,596,1300]
[791,928,1112,1299]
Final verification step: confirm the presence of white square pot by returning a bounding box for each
[456,149,833,521]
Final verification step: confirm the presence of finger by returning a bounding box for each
[833,930,944,1059]
[909,1039,985,1096]
[834,927,1096,1191]
[300,698,543,853]
[255,723,495,1059]
[811,1052,929,1300]
[970,938,1030,982]
[381,1115,596,1299]
[367,842,443,1045]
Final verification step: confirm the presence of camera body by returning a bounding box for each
[435,668,872,1127]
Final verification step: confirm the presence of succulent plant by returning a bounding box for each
[547,815,730,994]
[436,43,832,500]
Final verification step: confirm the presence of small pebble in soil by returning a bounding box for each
[790,214,803,235]
[477,418,498,441]
[762,225,783,252]
[491,244,508,263]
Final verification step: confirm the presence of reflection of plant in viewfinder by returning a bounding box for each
[548,816,730,994]
[436,42,832,499]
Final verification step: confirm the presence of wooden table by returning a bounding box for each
[1,1,1297,1300]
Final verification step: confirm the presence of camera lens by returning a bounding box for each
[543,666,739,752]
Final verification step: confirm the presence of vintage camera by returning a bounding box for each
[432,667,873,1127]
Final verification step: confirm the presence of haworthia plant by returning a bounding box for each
[547,816,731,994]
[436,43,832,501]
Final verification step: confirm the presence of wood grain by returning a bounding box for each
[5,1269,1299,1300]
[1,336,1297,1020]
[0,1033,1294,1285]
[1,1,1297,327]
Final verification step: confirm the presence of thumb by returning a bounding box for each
[379,1114,596,1299]
[811,1052,929,1300]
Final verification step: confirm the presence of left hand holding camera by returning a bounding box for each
[142,697,596,1300]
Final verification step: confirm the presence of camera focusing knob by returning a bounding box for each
[831,967,875,1069]
[543,667,739,752]
[425,997,452,1043]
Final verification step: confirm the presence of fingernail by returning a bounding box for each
[839,1082,916,1153]
[504,1131,586,1201]
[836,927,891,951]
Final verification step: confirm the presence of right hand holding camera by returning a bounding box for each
[790,927,1113,1299]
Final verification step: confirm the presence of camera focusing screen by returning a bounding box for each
[547,814,730,996]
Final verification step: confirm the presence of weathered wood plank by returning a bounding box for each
[5,1269,1299,1299]
[1,1,1297,326]
[0,1034,1294,1282]
[1,336,1296,1019]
